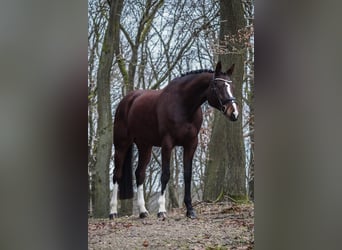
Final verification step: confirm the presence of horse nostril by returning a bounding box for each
[231,113,238,121]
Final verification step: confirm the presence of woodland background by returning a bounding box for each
[88,0,254,218]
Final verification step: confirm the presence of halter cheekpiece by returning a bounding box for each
[211,77,237,113]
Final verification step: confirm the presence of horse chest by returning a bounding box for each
[162,119,200,145]
[178,123,198,138]
[159,108,202,143]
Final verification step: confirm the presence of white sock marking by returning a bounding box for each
[232,102,239,117]
[110,183,118,214]
[158,191,167,213]
[137,185,148,214]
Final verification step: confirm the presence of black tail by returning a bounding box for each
[119,145,133,199]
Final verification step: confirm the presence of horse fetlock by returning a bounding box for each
[157,211,167,219]
[186,209,197,219]
[139,211,149,219]
[109,213,118,220]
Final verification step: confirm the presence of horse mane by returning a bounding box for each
[180,69,214,77]
[166,69,215,87]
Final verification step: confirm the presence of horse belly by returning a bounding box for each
[132,122,162,146]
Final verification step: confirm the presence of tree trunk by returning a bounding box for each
[93,0,124,218]
[203,0,247,202]
[119,199,133,216]
[248,128,254,201]
[248,75,255,201]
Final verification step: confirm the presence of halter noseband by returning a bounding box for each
[211,77,237,113]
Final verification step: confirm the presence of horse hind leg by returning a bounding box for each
[109,148,126,219]
[135,145,152,218]
[109,151,122,219]
[109,144,133,219]
[109,182,119,219]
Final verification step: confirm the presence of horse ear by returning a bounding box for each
[215,61,222,74]
[227,64,235,76]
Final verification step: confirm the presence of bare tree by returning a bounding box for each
[111,0,219,215]
[88,0,252,217]
[88,0,109,217]
[203,0,249,202]
[93,0,124,218]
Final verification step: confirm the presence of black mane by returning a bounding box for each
[167,69,216,87]
[180,69,214,77]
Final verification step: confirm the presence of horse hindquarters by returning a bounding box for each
[110,97,135,219]
[112,93,138,200]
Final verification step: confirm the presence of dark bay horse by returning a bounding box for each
[109,61,239,219]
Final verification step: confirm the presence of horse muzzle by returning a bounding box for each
[229,113,238,121]
[223,104,239,122]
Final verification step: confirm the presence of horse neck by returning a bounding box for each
[179,73,212,114]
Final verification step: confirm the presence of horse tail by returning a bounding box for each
[119,144,134,199]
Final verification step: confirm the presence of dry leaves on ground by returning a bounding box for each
[88,201,254,250]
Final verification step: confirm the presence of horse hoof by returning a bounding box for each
[109,213,118,220]
[186,210,197,219]
[139,212,149,218]
[157,212,167,219]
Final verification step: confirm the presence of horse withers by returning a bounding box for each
[109,61,238,219]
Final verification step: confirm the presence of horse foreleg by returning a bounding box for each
[183,142,198,219]
[158,141,172,218]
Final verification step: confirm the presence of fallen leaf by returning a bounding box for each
[143,240,149,247]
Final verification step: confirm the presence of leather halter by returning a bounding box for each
[211,77,237,113]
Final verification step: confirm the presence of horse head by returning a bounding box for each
[207,61,239,121]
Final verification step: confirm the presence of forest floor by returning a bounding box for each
[88,201,254,250]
